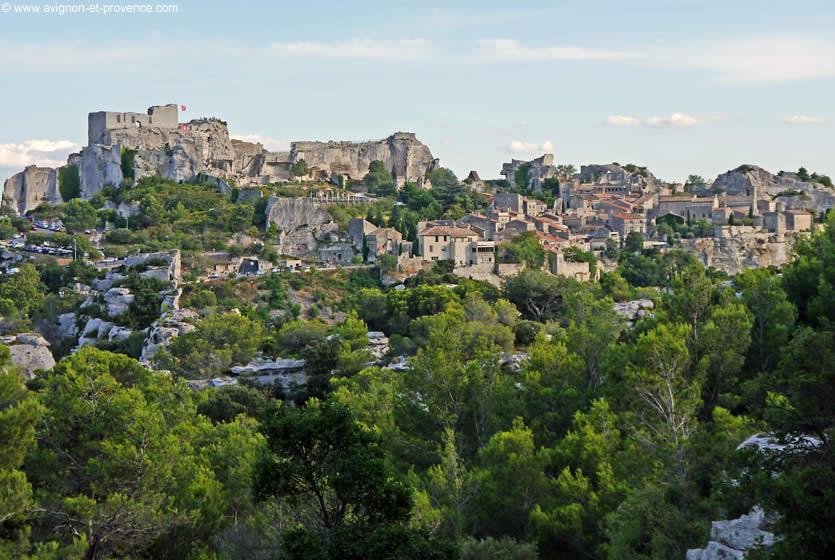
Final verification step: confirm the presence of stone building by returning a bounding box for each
[418,225,494,266]
[365,227,412,263]
[88,104,179,144]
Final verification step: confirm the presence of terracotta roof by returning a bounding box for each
[419,226,479,238]
[610,212,644,221]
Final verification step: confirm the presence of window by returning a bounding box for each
[116,114,121,123]
[131,115,135,123]
[435,235,439,242]
[429,245,434,252]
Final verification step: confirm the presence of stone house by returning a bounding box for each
[418,225,494,266]
[365,227,412,263]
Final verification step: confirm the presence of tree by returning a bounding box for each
[60,198,98,233]
[504,271,579,322]
[290,159,308,178]
[0,263,45,318]
[254,400,453,559]
[626,323,700,478]
[427,168,459,190]
[58,164,81,201]
[734,268,795,372]
[120,147,136,180]
[624,231,644,253]
[666,264,715,356]
[470,418,549,537]
[0,345,41,524]
[156,312,263,378]
[500,232,545,269]
[26,347,262,559]
[696,304,752,417]
[514,163,533,190]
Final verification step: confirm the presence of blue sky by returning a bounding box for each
[1,0,834,184]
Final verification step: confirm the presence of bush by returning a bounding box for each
[58,164,81,201]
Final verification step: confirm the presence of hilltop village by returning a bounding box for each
[1,104,834,560]
[4,104,832,285]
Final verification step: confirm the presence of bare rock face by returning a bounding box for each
[289,132,437,186]
[711,165,835,214]
[140,308,198,362]
[2,165,61,215]
[579,163,658,189]
[679,231,795,274]
[501,154,557,191]
[7,333,56,378]
[104,287,134,316]
[686,508,775,560]
[75,145,123,198]
[264,197,338,256]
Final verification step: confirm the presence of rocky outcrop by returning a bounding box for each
[2,165,61,215]
[679,231,796,274]
[71,145,122,198]
[104,287,134,316]
[289,132,437,186]
[264,197,339,256]
[613,299,654,326]
[687,508,774,560]
[140,308,198,362]
[578,163,658,189]
[711,165,835,214]
[501,154,557,191]
[6,333,55,377]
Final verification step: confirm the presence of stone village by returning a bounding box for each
[5,104,831,286]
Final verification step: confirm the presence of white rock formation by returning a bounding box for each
[140,308,198,362]
[104,287,134,316]
[264,197,339,256]
[686,508,774,560]
[2,165,62,215]
[501,154,557,191]
[7,333,55,377]
[711,165,835,214]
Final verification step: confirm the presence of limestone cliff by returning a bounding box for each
[501,154,557,191]
[2,165,61,214]
[288,132,437,186]
[711,165,835,214]
[264,197,339,257]
[678,230,799,274]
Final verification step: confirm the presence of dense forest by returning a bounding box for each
[1,204,833,559]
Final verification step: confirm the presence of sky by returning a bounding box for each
[1,0,834,185]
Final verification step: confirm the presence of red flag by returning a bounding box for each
[181,104,187,111]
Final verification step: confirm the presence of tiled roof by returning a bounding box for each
[419,226,479,238]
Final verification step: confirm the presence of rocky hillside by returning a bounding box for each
[2,165,61,215]
[711,164,835,214]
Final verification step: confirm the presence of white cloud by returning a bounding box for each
[477,39,637,61]
[509,140,554,154]
[605,112,718,129]
[605,115,641,127]
[232,134,290,152]
[0,139,80,168]
[783,115,825,125]
[646,112,701,128]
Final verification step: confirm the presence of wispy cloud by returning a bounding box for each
[0,139,80,168]
[605,112,722,128]
[783,115,825,125]
[509,140,554,154]
[475,35,835,83]
[477,39,637,61]
[605,115,641,127]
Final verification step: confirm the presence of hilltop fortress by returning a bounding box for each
[2,104,438,213]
